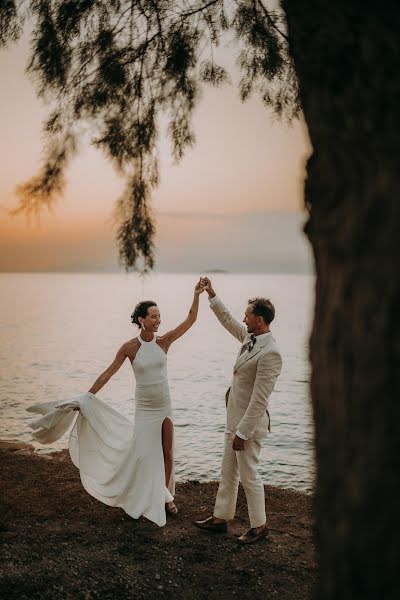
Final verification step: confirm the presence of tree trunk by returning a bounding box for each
[283,1,400,598]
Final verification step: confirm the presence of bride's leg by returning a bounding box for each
[162,417,177,514]
[161,417,174,489]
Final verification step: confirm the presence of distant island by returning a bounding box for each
[202,268,230,274]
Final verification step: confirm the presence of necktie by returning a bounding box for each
[248,334,257,352]
[239,334,256,356]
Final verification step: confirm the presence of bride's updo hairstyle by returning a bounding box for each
[131,300,158,328]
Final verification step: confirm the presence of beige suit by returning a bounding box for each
[210,297,282,527]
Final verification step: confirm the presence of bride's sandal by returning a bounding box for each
[166,501,178,516]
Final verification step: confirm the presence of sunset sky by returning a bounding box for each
[0,30,312,273]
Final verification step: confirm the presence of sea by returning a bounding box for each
[0,273,315,492]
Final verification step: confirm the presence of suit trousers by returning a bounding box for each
[213,432,266,528]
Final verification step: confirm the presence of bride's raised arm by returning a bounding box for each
[160,279,205,350]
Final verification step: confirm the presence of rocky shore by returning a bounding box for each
[0,441,317,599]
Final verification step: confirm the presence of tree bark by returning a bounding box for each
[283,1,400,598]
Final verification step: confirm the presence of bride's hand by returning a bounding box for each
[194,278,205,295]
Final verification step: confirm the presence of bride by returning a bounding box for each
[28,279,205,527]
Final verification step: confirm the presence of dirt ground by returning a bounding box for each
[0,441,318,599]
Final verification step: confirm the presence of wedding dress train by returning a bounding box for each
[27,336,175,527]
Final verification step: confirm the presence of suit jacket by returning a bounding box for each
[211,297,282,440]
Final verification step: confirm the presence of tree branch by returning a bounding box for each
[181,0,222,20]
[257,0,288,42]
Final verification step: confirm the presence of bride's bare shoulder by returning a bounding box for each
[122,337,141,360]
[155,334,169,351]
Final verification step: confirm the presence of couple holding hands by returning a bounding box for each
[29,277,282,544]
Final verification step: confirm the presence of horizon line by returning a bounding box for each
[0,269,313,276]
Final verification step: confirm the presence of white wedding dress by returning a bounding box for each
[27,336,175,527]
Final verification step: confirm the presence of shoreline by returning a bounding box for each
[0,440,317,599]
[2,439,314,495]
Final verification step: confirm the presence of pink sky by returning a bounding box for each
[0,33,312,272]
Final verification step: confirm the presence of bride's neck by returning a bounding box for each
[140,330,154,342]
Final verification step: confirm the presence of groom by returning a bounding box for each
[194,277,282,544]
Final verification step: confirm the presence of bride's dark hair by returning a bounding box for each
[131,301,157,328]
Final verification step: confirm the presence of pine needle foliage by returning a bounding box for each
[1,0,299,271]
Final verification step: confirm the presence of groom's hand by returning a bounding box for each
[201,277,216,299]
[232,435,246,451]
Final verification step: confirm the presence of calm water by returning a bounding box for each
[0,273,315,491]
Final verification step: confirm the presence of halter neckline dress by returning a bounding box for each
[29,334,175,527]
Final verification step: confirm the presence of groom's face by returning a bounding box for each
[243,304,258,333]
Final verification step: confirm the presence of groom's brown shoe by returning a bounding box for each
[194,516,228,533]
[237,525,269,544]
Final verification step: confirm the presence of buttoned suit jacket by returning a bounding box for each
[211,297,282,440]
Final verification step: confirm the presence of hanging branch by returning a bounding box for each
[2,0,299,271]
